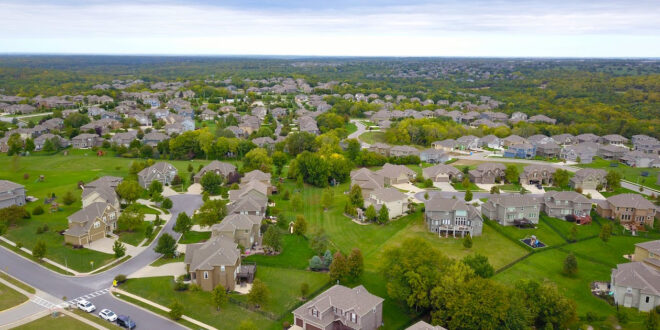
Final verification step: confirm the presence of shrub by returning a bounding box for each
[114,274,127,284]
[161,198,173,209]
[169,301,184,320]
[189,284,201,292]
[174,275,189,291]
[32,205,44,215]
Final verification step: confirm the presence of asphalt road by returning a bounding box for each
[0,193,203,329]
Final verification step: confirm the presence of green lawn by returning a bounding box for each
[492,219,567,247]
[15,315,95,330]
[359,131,386,145]
[494,183,522,191]
[120,276,277,330]
[231,266,329,315]
[540,215,601,241]
[178,231,211,244]
[578,157,660,191]
[344,122,357,136]
[451,181,484,191]
[150,254,185,267]
[117,222,149,247]
[130,203,161,215]
[0,152,218,272]
[0,282,28,311]
[245,234,316,270]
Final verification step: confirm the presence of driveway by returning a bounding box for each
[392,183,424,193]
[86,237,144,256]
[162,186,178,197]
[186,183,203,195]
[583,189,606,200]
[433,181,456,192]
[522,184,545,194]
[128,262,186,279]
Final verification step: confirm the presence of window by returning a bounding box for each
[351,313,357,323]
[203,271,208,279]
[646,296,650,303]
[93,221,100,229]
[312,309,319,318]
[221,265,225,272]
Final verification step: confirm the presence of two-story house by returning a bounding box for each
[425,196,483,237]
[210,214,262,249]
[611,262,660,312]
[519,165,557,185]
[542,191,592,219]
[0,180,26,209]
[376,164,416,185]
[422,164,462,183]
[632,240,660,271]
[364,187,409,219]
[468,163,506,184]
[596,194,656,228]
[481,195,541,226]
[63,202,118,246]
[293,285,384,330]
[137,162,178,188]
[184,236,243,291]
[569,168,607,190]
[350,168,385,198]
[193,160,237,183]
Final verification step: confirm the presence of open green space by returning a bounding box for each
[0,282,28,311]
[130,203,161,215]
[150,253,185,267]
[117,222,149,247]
[178,230,211,244]
[231,266,329,316]
[358,131,386,145]
[578,157,660,191]
[0,152,218,272]
[245,234,315,270]
[120,276,277,330]
[15,315,95,330]
[540,215,601,241]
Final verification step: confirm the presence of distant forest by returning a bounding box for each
[0,56,658,137]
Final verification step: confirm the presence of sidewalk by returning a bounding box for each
[113,288,217,330]
[0,237,80,275]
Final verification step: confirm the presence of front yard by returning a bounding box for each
[0,282,28,311]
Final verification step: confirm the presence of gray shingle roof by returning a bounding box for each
[185,236,240,271]
[612,262,660,296]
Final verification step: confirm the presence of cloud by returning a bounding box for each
[0,0,658,56]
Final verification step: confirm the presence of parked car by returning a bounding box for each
[117,315,136,329]
[99,309,117,322]
[76,300,96,313]
[535,183,543,190]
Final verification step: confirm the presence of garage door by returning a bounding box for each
[90,231,105,242]
[306,324,321,330]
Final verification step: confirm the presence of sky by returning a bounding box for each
[0,0,658,57]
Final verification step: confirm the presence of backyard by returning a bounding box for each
[578,157,660,191]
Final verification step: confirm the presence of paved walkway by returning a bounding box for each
[128,262,186,279]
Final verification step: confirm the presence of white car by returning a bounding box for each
[77,299,96,313]
[99,309,117,322]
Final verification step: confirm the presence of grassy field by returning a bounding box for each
[359,131,386,145]
[578,157,660,191]
[0,282,28,311]
[178,231,211,244]
[0,151,217,272]
[120,276,278,330]
[15,314,95,330]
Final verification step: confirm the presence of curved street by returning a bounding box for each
[0,193,203,329]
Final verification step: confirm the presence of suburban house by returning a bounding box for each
[292,284,384,330]
[242,170,272,187]
[431,139,456,152]
[406,321,447,330]
[551,134,576,146]
[63,202,118,246]
[481,195,541,226]
[137,162,178,188]
[479,135,502,149]
[632,240,660,270]
[142,131,168,147]
[425,196,483,237]
[610,262,660,312]
[502,135,528,148]
[184,236,244,291]
[227,182,268,217]
[110,131,138,147]
[620,151,660,168]
[200,109,216,121]
[82,184,120,209]
[422,164,463,183]
[600,134,629,146]
[84,176,123,189]
[541,191,592,219]
[576,133,600,144]
[503,143,536,159]
[527,114,557,125]
[631,135,660,155]
[368,143,391,156]
[390,145,420,157]
[569,168,607,190]
[596,194,656,228]
[535,141,561,158]
[0,180,26,209]
[560,143,598,163]
[455,135,480,150]
[210,214,262,249]
[364,187,409,219]
[597,144,628,161]
[468,163,506,184]
[419,149,449,164]
[71,133,104,149]
[376,163,416,185]
[252,137,276,150]
[519,165,557,185]
[34,134,69,150]
[350,168,385,197]
[299,116,320,135]
[193,161,237,183]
